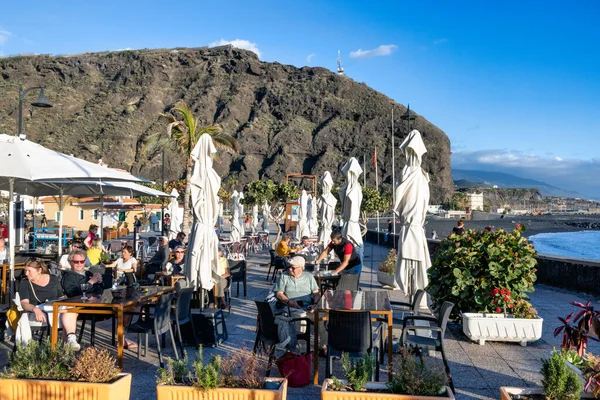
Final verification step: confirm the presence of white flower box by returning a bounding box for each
[377,271,400,289]
[462,312,543,346]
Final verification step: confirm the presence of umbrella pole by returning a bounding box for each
[99,195,104,239]
[8,178,15,289]
[58,189,63,259]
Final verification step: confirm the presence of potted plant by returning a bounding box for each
[156,348,287,400]
[321,349,454,399]
[378,249,400,289]
[501,350,583,400]
[0,340,131,400]
[427,227,542,346]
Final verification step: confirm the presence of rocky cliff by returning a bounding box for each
[0,46,453,202]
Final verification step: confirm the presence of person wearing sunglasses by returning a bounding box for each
[274,256,320,311]
[154,245,186,285]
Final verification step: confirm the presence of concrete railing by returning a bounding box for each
[364,230,600,297]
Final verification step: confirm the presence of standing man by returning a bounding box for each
[387,219,392,233]
[452,220,465,235]
[314,230,362,275]
[133,215,142,233]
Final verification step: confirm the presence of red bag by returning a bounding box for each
[275,351,312,387]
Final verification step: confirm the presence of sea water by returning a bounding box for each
[528,231,600,261]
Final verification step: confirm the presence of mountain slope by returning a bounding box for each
[0,46,453,202]
[453,169,582,198]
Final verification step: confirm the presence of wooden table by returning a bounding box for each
[1,263,25,303]
[51,286,175,369]
[312,290,393,385]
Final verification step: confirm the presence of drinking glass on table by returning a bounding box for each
[80,283,91,300]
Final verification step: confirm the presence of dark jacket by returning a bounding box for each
[148,245,170,269]
[61,270,103,298]
[329,238,361,269]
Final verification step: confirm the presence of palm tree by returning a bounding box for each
[144,102,237,234]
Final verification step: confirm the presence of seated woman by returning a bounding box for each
[274,256,320,310]
[214,249,230,309]
[275,233,301,258]
[104,245,137,284]
[154,245,186,285]
[18,258,80,350]
[86,238,105,266]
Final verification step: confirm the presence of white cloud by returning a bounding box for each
[209,39,261,58]
[117,47,133,51]
[434,38,448,45]
[349,44,397,59]
[307,53,316,63]
[0,28,12,45]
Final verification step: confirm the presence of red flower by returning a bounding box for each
[509,304,514,309]
[500,289,507,295]
[491,288,500,296]
[496,307,502,313]
[504,295,510,302]
[506,291,511,296]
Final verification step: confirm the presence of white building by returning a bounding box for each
[439,210,467,219]
[466,193,484,211]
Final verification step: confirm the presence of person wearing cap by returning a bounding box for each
[274,256,320,310]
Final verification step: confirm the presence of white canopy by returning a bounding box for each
[167,189,181,240]
[307,194,319,237]
[238,192,245,228]
[230,191,243,242]
[295,190,311,240]
[339,158,363,247]
[261,201,270,232]
[394,129,431,306]
[185,134,221,291]
[251,204,259,235]
[319,171,337,245]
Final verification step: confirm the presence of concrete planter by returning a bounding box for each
[156,377,287,400]
[321,379,454,400]
[462,312,543,346]
[377,271,399,289]
[0,373,131,400]
[500,387,544,400]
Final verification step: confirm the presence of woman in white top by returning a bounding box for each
[0,238,7,262]
[105,245,137,278]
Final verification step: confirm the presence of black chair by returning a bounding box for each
[266,250,287,282]
[171,286,197,355]
[401,301,455,393]
[228,259,247,297]
[252,300,312,376]
[128,292,179,367]
[321,273,360,292]
[326,310,382,381]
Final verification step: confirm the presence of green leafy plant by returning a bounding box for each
[387,347,447,397]
[338,352,374,392]
[156,351,190,385]
[379,249,396,274]
[426,227,538,317]
[541,350,583,400]
[583,353,600,398]
[0,339,75,381]
[192,349,220,391]
[69,347,120,383]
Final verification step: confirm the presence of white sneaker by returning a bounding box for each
[66,334,81,351]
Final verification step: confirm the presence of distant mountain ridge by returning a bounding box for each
[452,169,583,198]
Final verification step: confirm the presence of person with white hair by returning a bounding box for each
[273,256,320,310]
[145,236,170,278]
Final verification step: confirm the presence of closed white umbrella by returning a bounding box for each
[167,189,181,240]
[261,200,270,232]
[394,129,431,307]
[339,158,363,248]
[217,198,224,231]
[238,192,245,229]
[295,190,310,240]
[251,204,259,235]
[185,134,221,291]
[0,134,148,286]
[230,191,243,242]
[307,195,319,237]
[318,171,337,245]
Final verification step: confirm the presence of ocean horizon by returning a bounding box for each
[528,230,600,261]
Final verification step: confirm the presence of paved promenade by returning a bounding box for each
[1,238,598,400]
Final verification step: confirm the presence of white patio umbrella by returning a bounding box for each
[295,190,310,240]
[318,171,337,245]
[394,129,431,307]
[230,191,243,242]
[261,200,270,232]
[185,134,221,291]
[0,134,149,285]
[167,189,181,240]
[217,197,224,231]
[238,192,245,229]
[339,157,363,249]
[307,195,319,237]
[251,204,259,235]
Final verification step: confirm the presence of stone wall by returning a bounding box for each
[365,230,600,297]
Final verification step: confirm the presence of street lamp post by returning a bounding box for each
[400,104,417,135]
[18,85,52,139]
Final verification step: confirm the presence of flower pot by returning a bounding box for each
[377,271,399,289]
[156,377,287,400]
[0,372,131,400]
[321,379,454,399]
[500,387,544,400]
[462,313,543,346]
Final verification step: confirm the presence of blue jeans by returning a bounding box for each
[342,263,362,275]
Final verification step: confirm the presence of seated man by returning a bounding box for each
[145,236,170,278]
[61,249,104,298]
[275,233,301,258]
[274,256,320,310]
[315,230,362,275]
[168,232,186,251]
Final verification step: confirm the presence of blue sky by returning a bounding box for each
[2,1,600,197]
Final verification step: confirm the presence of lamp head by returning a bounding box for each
[400,106,416,122]
[31,87,52,108]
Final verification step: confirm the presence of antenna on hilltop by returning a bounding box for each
[337,50,344,76]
